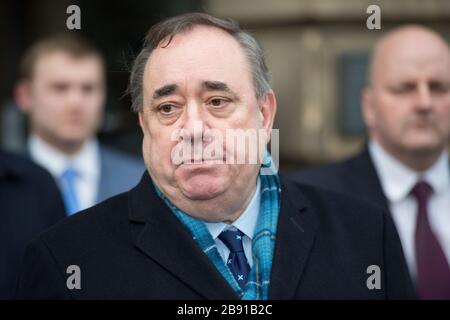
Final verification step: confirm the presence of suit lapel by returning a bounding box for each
[269,176,319,299]
[128,172,238,300]
[97,146,113,202]
[347,148,389,210]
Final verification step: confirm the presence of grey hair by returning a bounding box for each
[127,12,272,112]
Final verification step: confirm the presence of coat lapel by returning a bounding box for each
[269,176,319,299]
[97,146,115,202]
[347,148,389,210]
[128,172,238,300]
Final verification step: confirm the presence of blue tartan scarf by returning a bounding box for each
[154,155,281,300]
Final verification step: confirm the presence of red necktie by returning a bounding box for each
[412,181,450,299]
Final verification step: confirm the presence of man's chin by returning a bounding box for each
[57,131,91,144]
[182,190,222,201]
[403,133,443,152]
[181,184,226,200]
[178,176,228,201]
[174,163,232,198]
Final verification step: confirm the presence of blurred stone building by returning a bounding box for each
[1,0,449,170]
[206,0,450,169]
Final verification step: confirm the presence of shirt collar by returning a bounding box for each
[29,134,100,181]
[204,177,261,241]
[423,149,450,194]
[369,140,449,202]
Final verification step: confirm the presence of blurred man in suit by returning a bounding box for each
[294,25,450,299]
[15,34,144,215]
[17,13,414,299]
[0,149,65,299]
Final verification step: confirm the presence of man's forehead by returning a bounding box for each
[379,53,450,81]
[152,81,234,98]
[147,26,246,67]
[34,51,102,77]
[370,26,450,82]
[390,43,449,63]
[374,44,450,82]
[32,57,103,86]
[144,67,247,95]
[143,26,252,94]
[36,50,100,66]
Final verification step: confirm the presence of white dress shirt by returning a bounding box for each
[29,135,101,211]
[204,177,261,267]
[369,141,450,279]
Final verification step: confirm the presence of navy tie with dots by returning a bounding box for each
[219,229,251,290]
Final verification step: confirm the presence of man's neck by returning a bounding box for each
[222,184,258,224]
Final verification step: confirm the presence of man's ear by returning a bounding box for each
[361,86,375,130]
[138,111,147,134]
[14,80,33,113]
[258,90,277,144]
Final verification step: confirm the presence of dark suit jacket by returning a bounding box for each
[291,148,393,211]
[291,148,423,296]
[96,146,145,203]
[0,151,66,299]
[16,171,415,299]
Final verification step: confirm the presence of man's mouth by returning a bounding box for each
[411,120,434,129]
[182,157,225,165]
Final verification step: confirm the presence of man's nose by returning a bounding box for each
[415,83,433,111]
[181,101,207,142]
[66,88,84,107]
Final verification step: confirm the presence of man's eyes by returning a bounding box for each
[51,83,69,92]
[207,97,230,108]
[390,82,450,94]
[157,104,178,115]
[390,83,416,94]
[429,82,450,93]
[49,83,98,94]
[156,98,231,115]
[81,84,96,93]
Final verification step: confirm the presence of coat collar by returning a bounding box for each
[128,172,318,300]
[0,151,28,180]
[347,147,389,209]
[268,174,319,299]
[128,172,238,299]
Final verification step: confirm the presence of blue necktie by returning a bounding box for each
[60,167,80,215]
[219,229,251,289]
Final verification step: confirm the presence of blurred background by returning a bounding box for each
[1,0,450,172]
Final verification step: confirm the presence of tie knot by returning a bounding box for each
[61,167,78,180]
[218,229,245,253]
[411,181,433,203]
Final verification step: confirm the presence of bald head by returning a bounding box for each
[362,24,450,171]
[368,25,450,87]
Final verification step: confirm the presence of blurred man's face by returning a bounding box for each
[363,29,450,161]
[139,26,275,221]
[20,50,105,151]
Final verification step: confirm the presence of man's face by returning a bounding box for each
[363,31,450,157]
[20,51,105,148]
[139,26,275,219]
